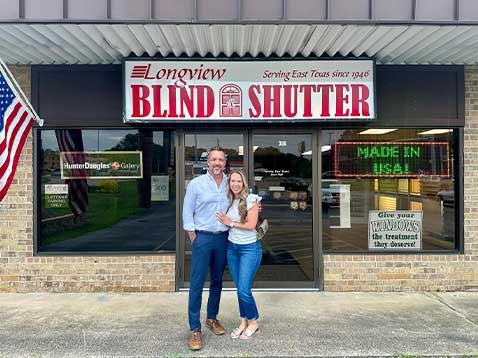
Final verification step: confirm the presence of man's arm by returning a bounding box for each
[182,181,197,241]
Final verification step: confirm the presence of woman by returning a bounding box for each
[216,170,262,340]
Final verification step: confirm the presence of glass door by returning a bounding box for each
[251,133,315,287]
[178,130,318,289]
[180,132,246,287]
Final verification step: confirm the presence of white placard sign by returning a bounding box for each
[368,210,422,251]
[151,176,169,201]
[124,60,375,122]
[329,184,351,229]
[44,184,68,195]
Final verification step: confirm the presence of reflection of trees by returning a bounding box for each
[184,146,241,163]
[41,149,60,175]
[254,146,312,178]
[110,133,139,151]
[185,146,208,161]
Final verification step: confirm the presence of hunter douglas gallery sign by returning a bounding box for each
[60,151,142,179]
[123,60,375,122]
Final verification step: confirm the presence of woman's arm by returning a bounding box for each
[216,202,259,230]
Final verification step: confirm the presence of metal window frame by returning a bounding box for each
[33,126,178,256]
[176,127,322,290]
[322,127,464,255]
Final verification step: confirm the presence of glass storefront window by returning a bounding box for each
[38,129,176,253]
[322,128,456,252]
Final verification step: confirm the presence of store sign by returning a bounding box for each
[44,184,69,209]
[334,142,450,178]
[123,60,375,122]
[151,175,169,201]
[368,210,422,250]
[60,151,143,179]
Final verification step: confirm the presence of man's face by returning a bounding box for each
[207,150,226,176]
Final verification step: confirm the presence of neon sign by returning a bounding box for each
[334,142,450,178]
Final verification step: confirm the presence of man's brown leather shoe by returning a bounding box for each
[188,330,202,351]
[205,318,225,335]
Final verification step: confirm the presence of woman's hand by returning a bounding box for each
[216,212,232,226]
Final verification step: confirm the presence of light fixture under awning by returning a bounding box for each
[418,129,453,135]
[358,129,398,135]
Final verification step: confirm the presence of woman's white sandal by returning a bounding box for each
[230,327,244,339]
[239,326,259,340]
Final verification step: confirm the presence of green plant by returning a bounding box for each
[97,180,120,193]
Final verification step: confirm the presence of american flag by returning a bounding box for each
[55,129,88,216]
[0,67,36,202]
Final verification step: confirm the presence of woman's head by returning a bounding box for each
[228,170,249,198]
[227,170,249,223]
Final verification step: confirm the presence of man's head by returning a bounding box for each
[207,146,226,177]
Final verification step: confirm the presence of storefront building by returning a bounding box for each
[0,0,477,292]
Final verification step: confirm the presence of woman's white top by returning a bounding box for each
[227,194,260,245]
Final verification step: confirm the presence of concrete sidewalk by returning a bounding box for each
[0,292,476,357]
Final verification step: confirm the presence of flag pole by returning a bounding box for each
[0,58,43,127]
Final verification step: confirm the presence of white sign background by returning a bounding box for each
[151,175,169,201]
[368,210,422,251]
[124,60,375,122]
[44,184,68,195]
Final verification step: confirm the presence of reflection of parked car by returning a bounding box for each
[321,188,338,205]
[280,177,308,191]
[321,189,335,204]
[51,169,61,177]
[192,163,207,177]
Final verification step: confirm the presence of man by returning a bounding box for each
[183,146,230,351]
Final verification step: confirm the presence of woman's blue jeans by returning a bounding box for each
[227,240,262,320]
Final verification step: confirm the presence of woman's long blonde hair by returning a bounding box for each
[227,170,249,223]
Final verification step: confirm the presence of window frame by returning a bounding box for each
[33,127,177,256]
[321,127,464,255]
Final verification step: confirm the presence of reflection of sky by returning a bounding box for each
[185,134,243,151]
[41,130,138,151]
[185,133,312,155]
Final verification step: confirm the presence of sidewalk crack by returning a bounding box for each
[424,292,478,327]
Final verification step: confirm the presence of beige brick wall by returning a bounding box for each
[1,65,477,292]
[0,66,175,293]
[324,65,478,291]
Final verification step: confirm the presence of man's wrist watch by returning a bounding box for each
[229,222,234,228]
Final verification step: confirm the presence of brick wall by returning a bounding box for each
[0,66,175,293]
[323,65,478,291]
[1,65,477,292]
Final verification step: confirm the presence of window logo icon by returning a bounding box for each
[219,84,242,117]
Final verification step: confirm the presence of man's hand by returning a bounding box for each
[187,231,196,242]
[257,200,262,212]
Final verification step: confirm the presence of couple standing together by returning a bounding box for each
[183,146,262,350]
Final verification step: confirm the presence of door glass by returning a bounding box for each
[253,134,314,284]
[183,133,244,285]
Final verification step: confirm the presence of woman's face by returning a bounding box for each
[229,172,243,196]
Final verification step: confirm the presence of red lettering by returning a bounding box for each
[167,85,178,118]
[196,85,214,118]
[263,85,282,118]
[317,84,333,117]
[248,85,261,118]
[299,85,316,117]
[283,85,298,118]
[335,84,350,117]
[144,64,154,79]
[131,85,150,117]
[152,85,167,117]
[351,84,370,117]
[179,86,194,118]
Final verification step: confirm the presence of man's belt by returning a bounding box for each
[196,230,228,235]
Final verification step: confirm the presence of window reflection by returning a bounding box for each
[39,129,176,252]
[322,128,455,251]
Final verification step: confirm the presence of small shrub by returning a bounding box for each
[97,180,119,193]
